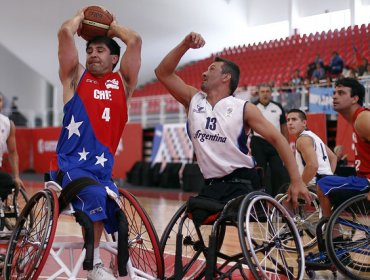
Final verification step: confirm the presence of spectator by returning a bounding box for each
[9,97,27,127]
[328,51,344,75]
[307,54,324,78]
[357,58,369,76]
[333,145,348,167]
[251,83,290,197]
[291,69,304,88]
[311,63,326,80]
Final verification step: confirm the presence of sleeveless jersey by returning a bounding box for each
[0,113,11,167]
[53,71,127,180]
[296,129,333,185]
[352,107,370,179]
[187,92,255,179]
[253,100,286,138]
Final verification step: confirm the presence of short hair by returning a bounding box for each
[214,57,240,95]
[257,83,272,92]
[86,36,121,69]
[335,77,365,106]
[287,108,307,120]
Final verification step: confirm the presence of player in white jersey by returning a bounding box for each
[286,109,337,187]
[0,93,24,194]
[155,32,311,220]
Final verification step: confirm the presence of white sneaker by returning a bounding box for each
[87,263,116,280]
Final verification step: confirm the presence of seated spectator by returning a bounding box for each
[307,54,324,78]
[324,76,333,88]
[328,51,344,75]
[333,145,348,167]
[311,63,326,80]
[357,58,369,76]
[291,69,303,88]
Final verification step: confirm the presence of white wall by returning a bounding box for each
[0,43,51,126]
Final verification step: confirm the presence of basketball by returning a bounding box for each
[79,6,113,41]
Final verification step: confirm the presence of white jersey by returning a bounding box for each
[187,92,255,179]
[296,129,333,185]
[0,113,11,167]
[253,101,286,138]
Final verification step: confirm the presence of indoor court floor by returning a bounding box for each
[3,174,351,279]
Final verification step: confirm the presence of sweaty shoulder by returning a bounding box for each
[355,109,370,142]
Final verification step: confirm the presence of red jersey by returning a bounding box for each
[352,107,370,179]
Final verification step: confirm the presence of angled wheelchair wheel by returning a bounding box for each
[160,203,222,279]
[275,191,321,250]
[118,188,164,279]
[3,189,59,280]
[3,187,30,231]
[238,192,305,280]
[326,193,370,280]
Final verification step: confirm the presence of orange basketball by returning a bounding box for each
[79,6,113,41]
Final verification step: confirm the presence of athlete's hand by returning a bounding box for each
[183,32,205,49]
[286,181,312,208]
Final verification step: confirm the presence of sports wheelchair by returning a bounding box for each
[160,189,305,280]
[0,175,29,274]
[304,190,370,280]
[3,177,164,280]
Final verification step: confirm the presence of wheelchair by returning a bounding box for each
[0,175,29,233]
[3,178,164,280]
[160,189,305,280]
[0,177,29,275]
[274,183,322,250]
[305,191,370,280]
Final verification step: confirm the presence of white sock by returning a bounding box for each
[93,247,102,266]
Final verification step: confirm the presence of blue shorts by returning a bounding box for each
[317,175,369,196]
[50,169,120,234]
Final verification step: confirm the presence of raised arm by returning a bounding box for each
[155,32,205,111]
[245,103,311,207]
[6,121,24,189]
[108,19,142,99]
[58,9,85,104]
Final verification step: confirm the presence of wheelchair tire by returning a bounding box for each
[118,188,164,279]
[326,193,370,280]
[238,191,305,280]
[160,203,224,279]
[274,191,321,250]
[3,189,59,280]
[4,187,30,231]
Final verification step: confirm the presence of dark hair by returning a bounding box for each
[214,56,240,95]
[86,36,121,69]
[335,77,365,106]
[258,83,272,91]
[288,108,307,120]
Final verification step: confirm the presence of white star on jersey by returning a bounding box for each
[95,152,108,167]
[78,147,89,161]
[66,116,83,139]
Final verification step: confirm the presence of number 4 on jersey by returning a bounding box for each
[102,107,111,122]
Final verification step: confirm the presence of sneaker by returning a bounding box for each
[87,263,116,280]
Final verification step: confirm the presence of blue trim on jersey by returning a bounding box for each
[237,127,249,155]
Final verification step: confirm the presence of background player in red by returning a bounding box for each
[52,6,141,279]
[317,78,370,218]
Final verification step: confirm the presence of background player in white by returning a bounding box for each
[155,32,311,212]
[286,108,337,187]
[0,92,24,191]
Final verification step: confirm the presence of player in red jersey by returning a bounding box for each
[317,78,370,218]
[53,7,141,279]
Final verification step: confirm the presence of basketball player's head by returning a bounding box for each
[86,36,121,70]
